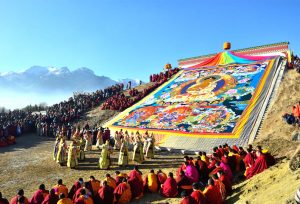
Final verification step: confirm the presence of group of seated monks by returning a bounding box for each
[0,143,275,204]
[174,144,275,203]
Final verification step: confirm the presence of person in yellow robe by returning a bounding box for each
[118,138,129,167]
[84,131,92,151]
[77,136,85,161]
[57,193,72,204]
[71,127,80,140]
[67,141,78,169]
[53,136,61,161]
[145,133,155,159]
[132,136,144,164]
[142,131,150,154]
[143,169,158,193]
[99,140,111,169]
[56,138,67,165]
[114,131,121,150]
[95,128,103,149]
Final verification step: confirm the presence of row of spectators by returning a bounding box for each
[150,67,180,82]
[101,68,180,111]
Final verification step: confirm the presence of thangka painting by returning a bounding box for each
[108,59,275,137]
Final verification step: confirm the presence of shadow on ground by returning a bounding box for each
[0,134,54,154]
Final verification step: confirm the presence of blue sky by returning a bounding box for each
[0,0,299,81]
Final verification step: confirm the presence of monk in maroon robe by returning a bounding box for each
[176,171,193,195]
[218,170,232,196]
[203,178,222,204]
[180,191,196,204]
[209,161,223,176]
[68,178,84,199]
[244,149,255,168]
[160,172,178,198]
[113,178,131,204]
[29,184,48,204]
[195,157,209,183]
[246,151,268,179]
[190,183,207,204]
[10,189,29,204]
[0,192,9,204]
[115,171,128,186]
[97,181,114,204]
[128,166,143,199]
[156,170,167,189]
[42,189,59,204]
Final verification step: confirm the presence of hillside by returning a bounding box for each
[227,69,300,203]
[75,82,155,128]
[255,69,300,158]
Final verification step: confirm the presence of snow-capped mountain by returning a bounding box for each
[0,66,139,93]
[0,66,140,109]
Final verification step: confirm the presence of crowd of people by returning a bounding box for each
[0,140,275,204]
[282,101,300,126]
[101,68,180,111]
[0,110,37,147]
[0,84,124,147]
[53,127,155,170]
[1,66,180,146]
[293,55,300,73]
[150,67,180,83]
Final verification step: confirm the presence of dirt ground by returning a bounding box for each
[0,133,183,203]
[227,157,300,204]
[255,69,300,158]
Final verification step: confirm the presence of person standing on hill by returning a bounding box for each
[84,131,92,151]
[118,138,129,167]
[145,133,155,159]
[95,128,103,149]
[132,135,144,164]
[67,141,78,169]
[56,138,67,165]
[99,140,111,170]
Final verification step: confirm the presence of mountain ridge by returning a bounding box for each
[0,66,141,109]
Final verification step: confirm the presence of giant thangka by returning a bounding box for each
[105,49,287,150]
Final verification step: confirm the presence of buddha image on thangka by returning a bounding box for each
[113,61,269,133]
